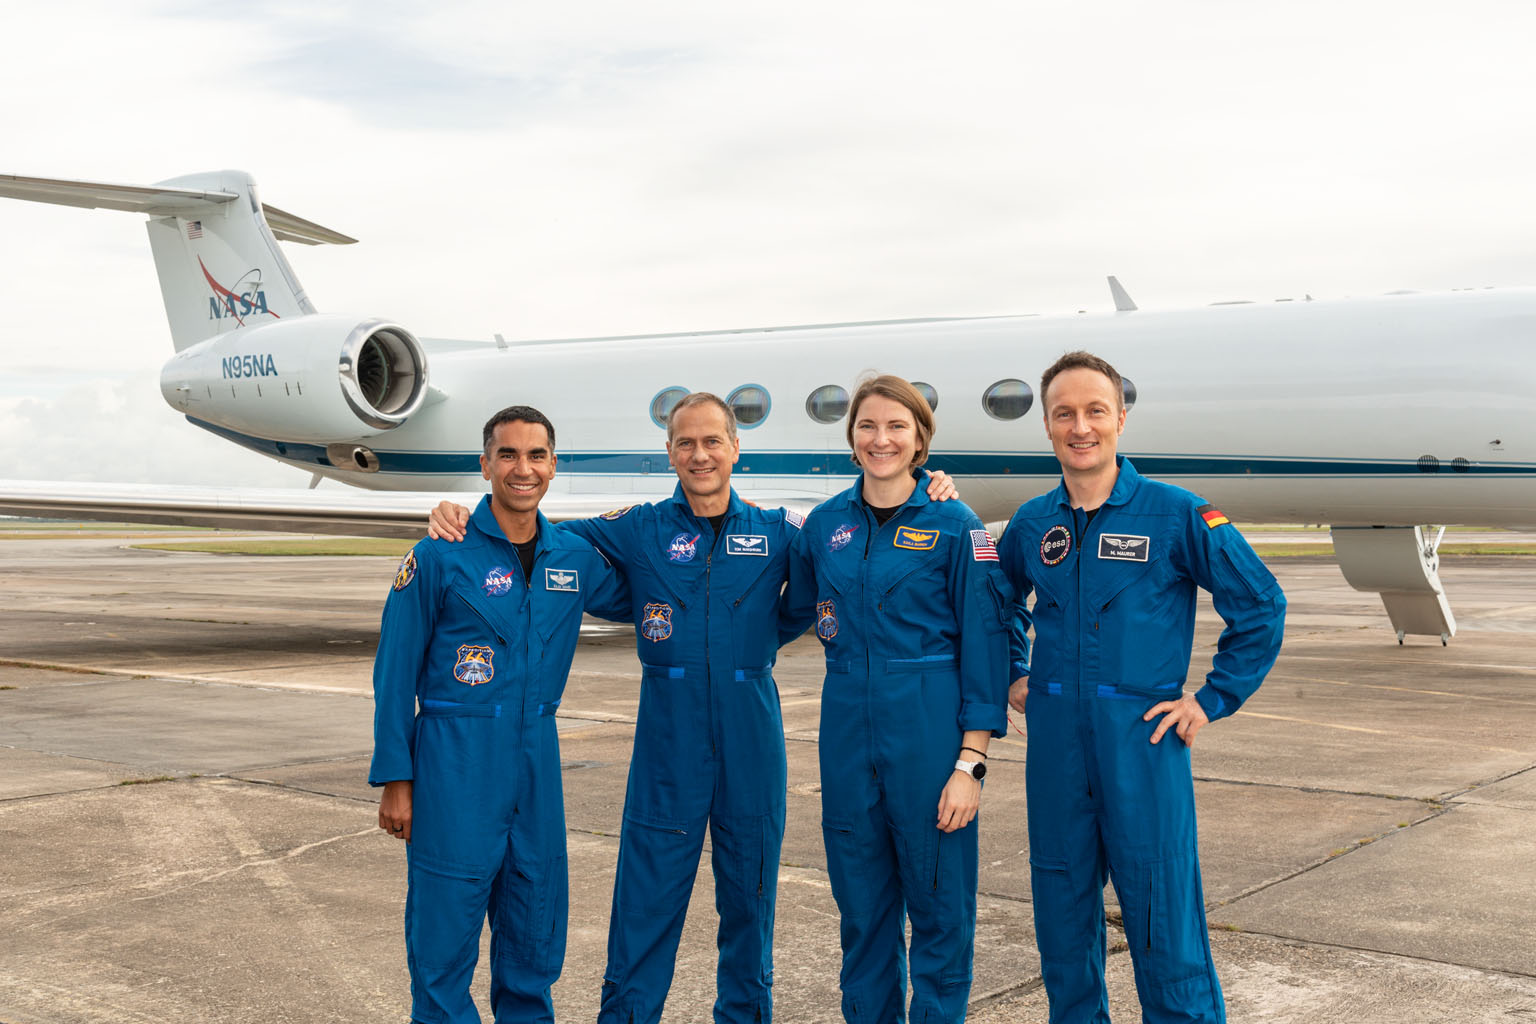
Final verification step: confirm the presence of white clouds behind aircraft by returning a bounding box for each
[2,170,1533,643]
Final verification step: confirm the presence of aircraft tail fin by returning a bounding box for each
[0,171,355,351]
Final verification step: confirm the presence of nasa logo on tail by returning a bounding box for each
[200,257,279,326]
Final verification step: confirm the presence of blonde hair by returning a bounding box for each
[845,374,934,469]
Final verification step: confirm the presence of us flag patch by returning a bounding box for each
[1197,504,1231,529]
[785,510,805,529]
[970,529,999,561]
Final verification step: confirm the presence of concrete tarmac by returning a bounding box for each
[1,532,1534,1022]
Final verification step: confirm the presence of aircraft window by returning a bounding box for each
[649,387,689,428]
[982,379,1033,420]
[728,384,771,428]
[912,381,939,411]
[806,384,849,423]
[1122,378,1137,409]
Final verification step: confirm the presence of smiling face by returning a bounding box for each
[851,393,919,482]
[1043,367,1126,479]
[480,419,556,517]
[666,401,740,503]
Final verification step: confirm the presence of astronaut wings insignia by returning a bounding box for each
[1097,534,1150,562]
[545,568,580,592]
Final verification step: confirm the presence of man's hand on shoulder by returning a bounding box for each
[428,501,472,542]
[1144,693,1209,747]
[925,470,959,502]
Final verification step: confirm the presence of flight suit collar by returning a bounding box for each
[849,467,932,514]
[1048,456,1142,512]
[469,494,555,557]
[665,481,749,525]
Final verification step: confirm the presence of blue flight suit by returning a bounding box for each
[998,457,1285,1024]
[782,473,1013,1024]
[370,496,628,1024]
[568,484,807,1024]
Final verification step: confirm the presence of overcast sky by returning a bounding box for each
[3,0,1535,486]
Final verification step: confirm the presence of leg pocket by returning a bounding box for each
[407,851,491,972]
[496,848,568,973]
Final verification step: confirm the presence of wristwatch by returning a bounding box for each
[954,758,987,781]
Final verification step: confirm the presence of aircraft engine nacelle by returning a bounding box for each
[159,314,429,442]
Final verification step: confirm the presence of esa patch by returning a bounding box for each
[726,534,769,556]
[1098,534,1150,562]
[453,645,494,686]
[545,567,580,592]
[893,526,939,551]
[482,565,516,596]
[828,523,859,552]
[971,529,1000,562]
[1197,504,1231,528]
[667,532,701,563]
[600,504,637,521]
[816,600,839,640]
[1040,525,1072,566]
[641,602,673,642]
[393,551,417,591]
[784,510,805,529]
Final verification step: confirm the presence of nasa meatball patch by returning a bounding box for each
[1039,525,1072,566]
[1098,534,1150,562]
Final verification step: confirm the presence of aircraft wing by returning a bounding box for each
[0,481,829,539]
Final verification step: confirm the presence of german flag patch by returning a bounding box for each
[1197,504,1231,529]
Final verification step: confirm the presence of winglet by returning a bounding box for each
[1108,276,1137,312]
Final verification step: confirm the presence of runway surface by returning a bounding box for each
[1,530,1533,1022]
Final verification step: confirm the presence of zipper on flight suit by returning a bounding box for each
[455,592,506,646]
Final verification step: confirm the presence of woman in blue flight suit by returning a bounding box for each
[783,375,1013,1024]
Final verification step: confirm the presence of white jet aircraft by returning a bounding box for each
[2,170,1534,644]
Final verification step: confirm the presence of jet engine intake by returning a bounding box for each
[159,314,430,442]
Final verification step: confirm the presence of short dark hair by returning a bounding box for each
[1040,351,1124,411]
[666,392,737,442]
[846,374,936,468]
[482,405,556,452]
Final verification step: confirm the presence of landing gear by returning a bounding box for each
[1332,525,1457,645]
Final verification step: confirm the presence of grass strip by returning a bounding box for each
[131,538,415,557]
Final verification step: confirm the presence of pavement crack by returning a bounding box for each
[1210,801,1456,910]
[123,826,379,905]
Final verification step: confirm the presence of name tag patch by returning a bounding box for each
[726,534,769,556]
[1098,534,1150,562]
[544,567,580,591]
[893,526,939,550]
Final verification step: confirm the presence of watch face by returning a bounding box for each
[971,761,987,781]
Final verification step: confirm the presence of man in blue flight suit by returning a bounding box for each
[428,392,958,1024]
[372,405,628,1024]
[998,352,1286,1024]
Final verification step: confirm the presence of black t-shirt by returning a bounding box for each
[513,535,538,581]
[868,503,902,527]
[707,512,727,536]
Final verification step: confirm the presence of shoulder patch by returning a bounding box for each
[600,504,637,521]
[970,529,999,562]
[784,509,805,530]
[393,550,417,591]
[1196,503,1231,529]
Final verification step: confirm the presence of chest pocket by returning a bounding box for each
[1085,528,1173,612]
[873,540,947,597]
